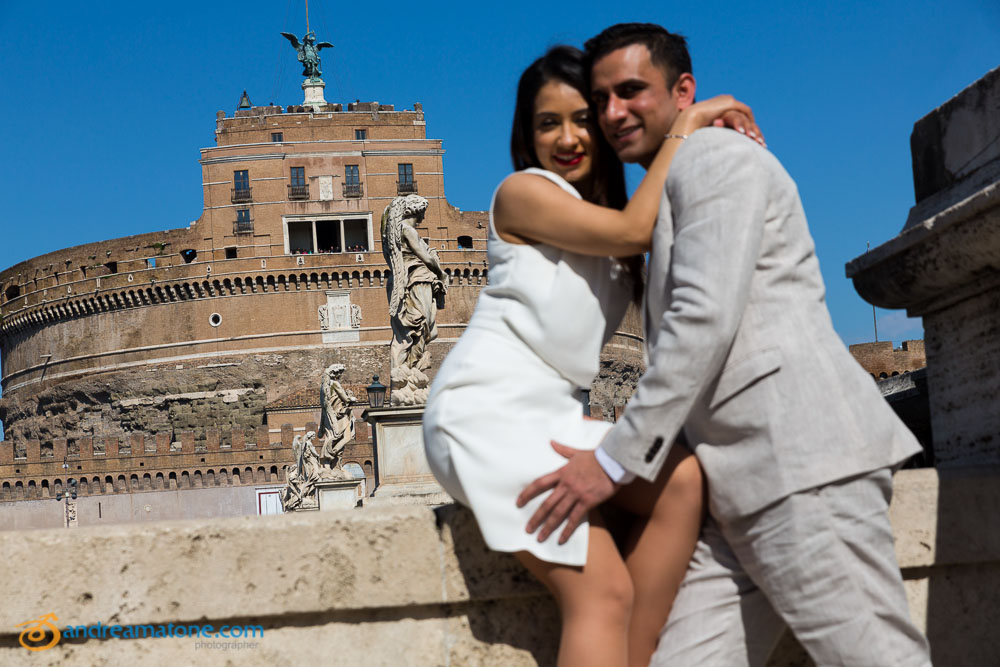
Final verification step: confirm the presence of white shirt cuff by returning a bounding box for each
[594,446,636,485]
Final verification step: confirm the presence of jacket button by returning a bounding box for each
[644,436,664,463]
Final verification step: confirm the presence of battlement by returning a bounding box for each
[224,100,409,118]
[215,100,426,146]
[0,413,375,503]
[849,339,927,379]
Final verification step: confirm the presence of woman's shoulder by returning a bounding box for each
[495,169,581,209]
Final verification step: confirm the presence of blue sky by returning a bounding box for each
[0,0,997,354]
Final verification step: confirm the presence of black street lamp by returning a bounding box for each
[365,375,388,409]
[56,478,78,501]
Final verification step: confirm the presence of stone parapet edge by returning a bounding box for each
[0,467,992,635]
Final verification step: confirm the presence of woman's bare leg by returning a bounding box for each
[515,511,634,667]
[613,444,704,667]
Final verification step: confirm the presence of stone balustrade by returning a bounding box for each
[0,468,996,666]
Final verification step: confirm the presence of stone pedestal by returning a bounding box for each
[363,406,450,505]
[317,478,366,510]
[847,67,1000,467]
[302,79,326,110]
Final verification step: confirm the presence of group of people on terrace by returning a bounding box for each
[289,244,368,255]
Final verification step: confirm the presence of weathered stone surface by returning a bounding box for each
[0,469,995,666]
[848,68,1000,469]
[845,182,1000,311]
[910,66,1000,214]
[847,66,1000,312]
[923,288,1000,465]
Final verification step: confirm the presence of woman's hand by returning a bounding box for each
[672,95,766,147]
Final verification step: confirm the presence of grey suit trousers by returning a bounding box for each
[654,469,932,667]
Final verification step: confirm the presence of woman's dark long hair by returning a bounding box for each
[509,45,643,301]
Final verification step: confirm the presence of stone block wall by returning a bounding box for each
[848,339,926,379]
[0,468,995,666]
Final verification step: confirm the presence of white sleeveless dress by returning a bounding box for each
[423,168,631,566]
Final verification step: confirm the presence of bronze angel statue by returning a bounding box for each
[280,31,333,80]
[381,195,447,405]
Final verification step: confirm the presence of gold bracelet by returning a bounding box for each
[664,133,689,141]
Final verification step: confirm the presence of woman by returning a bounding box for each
[423,46,760,667]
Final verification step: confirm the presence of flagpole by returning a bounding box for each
[867,242,879,342]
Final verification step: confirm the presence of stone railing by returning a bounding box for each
[0,467,996,665]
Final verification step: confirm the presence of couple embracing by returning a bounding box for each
[423,23,932,667]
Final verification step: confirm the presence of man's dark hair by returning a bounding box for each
[584,23,692,88]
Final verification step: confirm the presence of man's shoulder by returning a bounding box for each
[669,127,780,190]
[681,126,765,161]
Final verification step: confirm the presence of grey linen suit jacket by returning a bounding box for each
[600,127,920,520]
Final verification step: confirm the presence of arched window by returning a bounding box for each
[457,235,473,249]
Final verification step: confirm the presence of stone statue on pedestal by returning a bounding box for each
[282,414,359,511]
[381,195,447,405]
[319,363,356,474]
[280,31,333,81]
[281,433,322,511]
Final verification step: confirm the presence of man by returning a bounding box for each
[518,23,932,665]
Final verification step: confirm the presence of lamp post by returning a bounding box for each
[365,375,387,409]
[56,478,78,528]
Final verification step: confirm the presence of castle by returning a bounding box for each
[0,94,644,517]
[0,95,494,508]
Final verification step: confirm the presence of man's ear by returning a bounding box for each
[672,73,697,110]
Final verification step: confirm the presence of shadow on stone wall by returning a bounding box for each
[435,503,560,666]
[927,467,1000,666]
[433,503,826,666]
